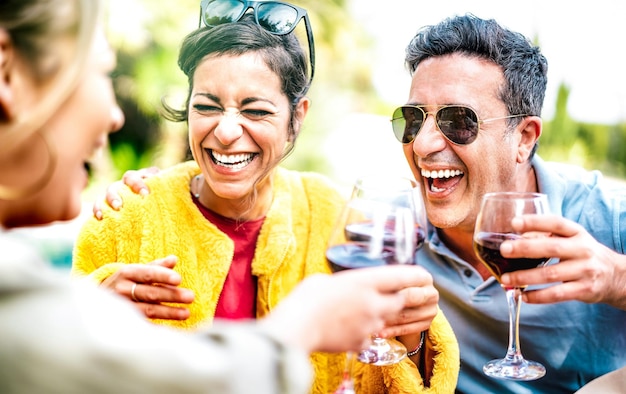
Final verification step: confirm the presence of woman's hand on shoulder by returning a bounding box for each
[92,166,160,220]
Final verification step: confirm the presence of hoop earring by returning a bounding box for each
[0,130,57,200]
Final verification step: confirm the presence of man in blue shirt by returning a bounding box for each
[391,13,626,393]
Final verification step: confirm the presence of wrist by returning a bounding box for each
[407,331,426,357]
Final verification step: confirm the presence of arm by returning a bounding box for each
[500,214,626,310]
[1,281,308,394]
[2,256,427,394]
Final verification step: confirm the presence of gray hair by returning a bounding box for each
[405,13,548,119]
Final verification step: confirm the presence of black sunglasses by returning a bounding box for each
[391,105,528,145]
[199,0,315,86]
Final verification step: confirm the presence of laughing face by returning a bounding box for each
[188,52,308,219]
[45,31,123,223]
[403,53,532,234]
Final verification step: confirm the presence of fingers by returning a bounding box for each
[93,167,159,220]
[104,180,127,210]
[333,266,441,341]
[500,215,594,287]
[510,214,581,238]
[148,254,178,270]
[402,282,439,307]
[122,167,157,196]
[336,265,437,330]
[130,282,139,302]
[521,265,613,304]
[129,282,195,320]
[264,271,422,353]
[379,285,439,337]
[92,180,126,221]
[128,281,193,321]
[92,199,105,220]
[105,170,150,211]
[100,257,195,321]
[379,308,436,337]
[137,302,192,320]
[111,257,183,287]
[127,282,195,305]
[502,215,582,261]
[502,258,576,289]
[335,264,433,294]
[521,280,596,305]
[499,214,625,306]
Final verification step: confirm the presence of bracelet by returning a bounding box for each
[407,331,426,357]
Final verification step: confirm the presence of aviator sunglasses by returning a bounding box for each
[391,105,528,145]
[199,0,315,85]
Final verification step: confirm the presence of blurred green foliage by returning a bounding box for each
[98,0,626,194]
[98,0,381,187]
[540,84,626,178]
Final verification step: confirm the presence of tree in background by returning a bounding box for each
[98,0,626,199]
[540,84,626,179]
[96,0,382,190]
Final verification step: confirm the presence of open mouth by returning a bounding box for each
[83,161,93,178]
[421,168,464,193]
[210,150,257,170]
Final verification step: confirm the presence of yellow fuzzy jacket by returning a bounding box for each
[72,161,459,393]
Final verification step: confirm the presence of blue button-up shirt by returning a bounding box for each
[419,156,626,394]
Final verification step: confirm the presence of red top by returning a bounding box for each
[194,197,264,320]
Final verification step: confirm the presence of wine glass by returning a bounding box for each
[473,191,551,381]
[326,176,426,374]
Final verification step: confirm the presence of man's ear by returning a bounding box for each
[0,29,15,122]
[516,115,542,163]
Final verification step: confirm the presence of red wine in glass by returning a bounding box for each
[474,232,550,285]
[326,176,424,370]
[327,222,426,272]
[473,191,551,381]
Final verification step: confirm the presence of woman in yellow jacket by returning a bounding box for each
[72,4,459,393]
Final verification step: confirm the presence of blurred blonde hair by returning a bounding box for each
[0,0,101,197]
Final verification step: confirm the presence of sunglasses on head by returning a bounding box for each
[199,0,315,84]
[391,105,528,145]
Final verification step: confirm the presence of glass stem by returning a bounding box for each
[335,351,355,394]
[371,335,388,349]
[504,287,525,364]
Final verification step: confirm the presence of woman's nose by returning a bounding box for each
[214,110,244,145]
[109,105,125,134]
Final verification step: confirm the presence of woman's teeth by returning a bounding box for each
[211,151,255,170]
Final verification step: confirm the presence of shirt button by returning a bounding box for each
[464,269,473,277]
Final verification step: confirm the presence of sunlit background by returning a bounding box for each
[101,0,626,190]
[358,0,626,124]
[12,0,626,266]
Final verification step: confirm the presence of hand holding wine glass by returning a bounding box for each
[326,176,426,376]
[473,191,551,381]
